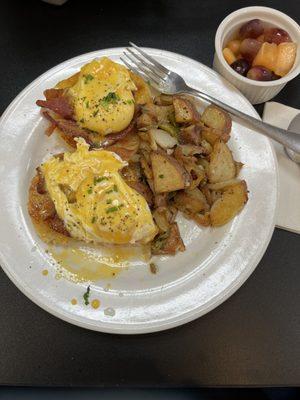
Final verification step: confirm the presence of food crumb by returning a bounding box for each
[150,262,158,274]
[42,269,48,276]
[91,299,100,309]
[71,298,77,305]
[104,283,111,292]
[104,307,115,317]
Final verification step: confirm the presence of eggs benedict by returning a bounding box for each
[29,139,158,245]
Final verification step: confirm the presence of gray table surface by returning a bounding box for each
[0,0,299,388]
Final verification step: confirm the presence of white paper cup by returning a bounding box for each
[213,6,300,104]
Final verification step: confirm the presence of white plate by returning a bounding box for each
[0,48,278,334]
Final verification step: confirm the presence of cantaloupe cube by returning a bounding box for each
[274,42,297,76]
[253,42,278,71]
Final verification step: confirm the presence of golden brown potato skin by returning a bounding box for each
[150,150,190,193]
[208,140,236,184]
[201,105,232,144]
[174,188,209,215]
[173,97,200,124]
[201,105,232,134]
[210,181,248,227]
[151,223,185,255]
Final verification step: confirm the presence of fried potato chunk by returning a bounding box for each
[201,105,232,139]
[173,97,200,124]
[210,181,248,226]
[208,140,236,183]
[150,150,190,193]
[130,72,153,105]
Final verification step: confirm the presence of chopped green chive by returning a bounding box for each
[106,206,119,213]
[83,285,91,305]
[94,176,108,185]
[93,109,99,117]
[87,188,93,194]
[105,185,118,194]
[84,74,94,84]
[159,174,164,178]
[91,216,96,223]
[100,92,120,109]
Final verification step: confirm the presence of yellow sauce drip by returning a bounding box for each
[71,298,77,305]
[91,299,100,309]
[55,273,62,280]
[47,243,150,283]
[42,269,48,276]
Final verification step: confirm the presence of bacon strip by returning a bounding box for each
[44,88,64,100]
[42,111,94,146]
[37,96,73,120]
[39,98,140,149]
[100,117,137,147]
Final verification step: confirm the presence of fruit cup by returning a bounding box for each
[213,6,300,104]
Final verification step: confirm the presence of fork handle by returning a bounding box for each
[185,87,300,153]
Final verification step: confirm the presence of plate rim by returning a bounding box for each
[0,47,279,334]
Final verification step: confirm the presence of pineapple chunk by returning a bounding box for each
[253,42,278,71]
[223,48,237,65]
[274,42,297,77]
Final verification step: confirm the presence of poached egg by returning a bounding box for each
[68,57,136,135]
[41,139,157,245]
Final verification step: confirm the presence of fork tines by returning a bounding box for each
[121,42,167,86]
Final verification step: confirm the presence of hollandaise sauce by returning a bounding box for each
[47,242,151,283]
[41,139,157,246]
[68,57,136,135]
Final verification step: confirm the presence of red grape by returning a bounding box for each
[264,28,292,45]
[271,73,281,81]
[240,38,262,62]
[247,66,274,81]
[231,59,250,76]
[239,19,264,39]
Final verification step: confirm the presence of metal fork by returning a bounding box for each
[121,42,300,156]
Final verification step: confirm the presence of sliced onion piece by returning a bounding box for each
[149,128,178,149]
